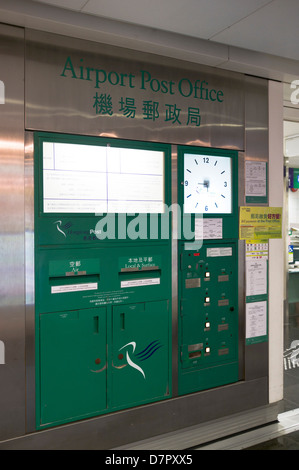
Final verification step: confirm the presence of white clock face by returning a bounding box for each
[184,153,232,214]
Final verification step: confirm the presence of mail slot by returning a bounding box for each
[35,250,102,313]
[119,268,161,288]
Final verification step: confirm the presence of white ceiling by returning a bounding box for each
[1,0,299,85]
[29,0,299,61]
[1,1,299,151]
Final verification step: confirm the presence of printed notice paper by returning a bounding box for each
[246,258,267,297]
[246,301,267,340]
[245,161,267,197]
[195,218,222,240]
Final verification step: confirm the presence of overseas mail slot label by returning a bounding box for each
[121,278,160,288]
[51,282,98,294]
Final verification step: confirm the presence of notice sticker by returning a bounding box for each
[207,247,232,257]
[195,218,223,240]
[121,278,160,288]
[51,282,98,294]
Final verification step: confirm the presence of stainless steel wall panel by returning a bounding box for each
[24,132,35,433]
[0,377,270,450]
[25,29,245,150]
[245,76,269,163]
[0,24,25,440]
[244,75,269,381]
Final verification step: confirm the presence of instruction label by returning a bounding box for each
[195,218,222,240]
[207,247,232,257]
[51,282,98,294]
[121,278,160,288]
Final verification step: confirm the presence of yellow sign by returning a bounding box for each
[239,206,282,240]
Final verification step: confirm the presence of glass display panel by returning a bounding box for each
[43,142,165,213]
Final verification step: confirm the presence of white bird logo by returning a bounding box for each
[54,220,66,237]
[119,342,146,379]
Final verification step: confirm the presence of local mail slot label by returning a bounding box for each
[120,278,160,288]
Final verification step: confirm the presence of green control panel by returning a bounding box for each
[178,146,239,395]
[34,132,172,428]
[179,242,238,394]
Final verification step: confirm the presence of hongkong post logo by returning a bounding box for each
[54,220,72,237]
[118,340,162,379]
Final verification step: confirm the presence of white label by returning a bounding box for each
[51,282,98,294]
[195,218,223,240]
[121,278,160,288]
[207,247,232,257]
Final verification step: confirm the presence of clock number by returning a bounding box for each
[205,205,208,211]
[224,181,227,187]
[203,157,209,163]
[185,180,188,186]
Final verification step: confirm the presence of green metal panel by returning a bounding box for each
[177,145,239,395]
[35,244,170,313]
[39,307,107,426]
[34,132,172,429]
[111,300,171,409]
[178,242,239,394]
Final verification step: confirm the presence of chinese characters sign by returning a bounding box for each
[61,57,224,128]
[239,206,282,240]
[119,255,160,271]
[93,92,201,126]
[25,30,245,147]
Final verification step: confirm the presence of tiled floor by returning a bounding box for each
[245,320,299,450]
[246,429,299,450]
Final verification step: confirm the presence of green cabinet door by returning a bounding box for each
[39,307,107,426]
[111,301,171,409]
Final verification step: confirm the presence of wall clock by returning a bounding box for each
[183,153,232,214]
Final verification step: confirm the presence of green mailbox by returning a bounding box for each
[34,132,172,428]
